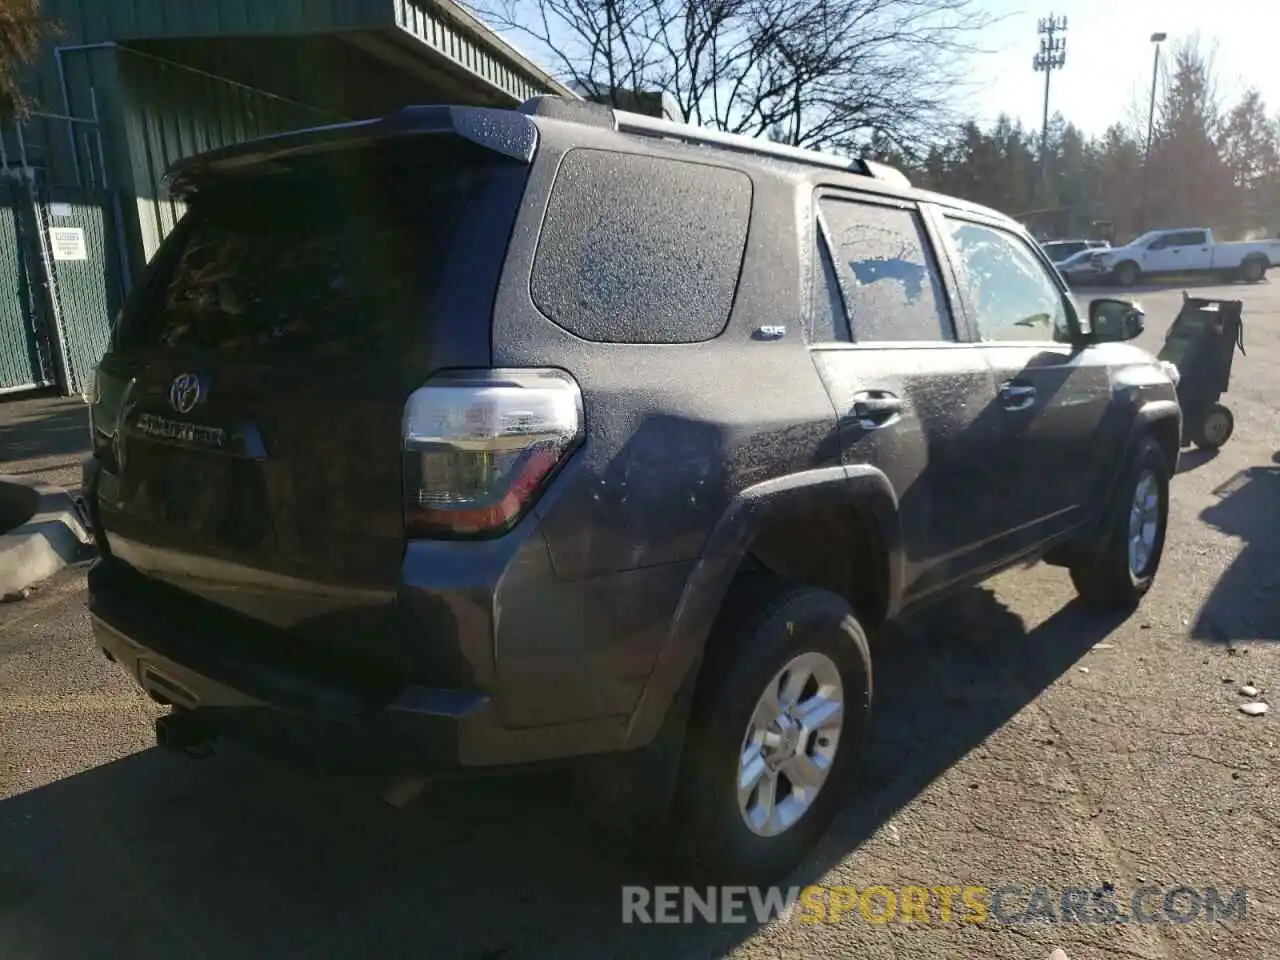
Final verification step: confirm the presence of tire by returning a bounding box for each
[1190,403,1234,450]
[1240,258,1266,283]
[672,573,872,886]
[1069,436,1170,606]
[1113,261,1141,287]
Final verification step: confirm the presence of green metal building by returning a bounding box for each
[1,0,573,397]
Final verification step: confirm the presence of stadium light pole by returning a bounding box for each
[1033,14,1068,199]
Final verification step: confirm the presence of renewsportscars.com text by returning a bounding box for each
[621,884,1250,925]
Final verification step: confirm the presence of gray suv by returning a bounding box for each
[83,96,1180,885]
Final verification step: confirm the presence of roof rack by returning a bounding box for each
[611,108,910,185]
[515,95,911,186]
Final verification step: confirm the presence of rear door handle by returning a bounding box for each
[999,381,1036,411]
[852,391,902,426]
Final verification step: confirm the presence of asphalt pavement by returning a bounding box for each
[1,281,1278,959]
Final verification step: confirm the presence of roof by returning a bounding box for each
[162,96,1018,233]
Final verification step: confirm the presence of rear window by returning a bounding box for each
[1046,242,1085,261]
[531,148,752,344]
[117,139,512,360]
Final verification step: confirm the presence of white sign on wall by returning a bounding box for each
[49,227,87,261]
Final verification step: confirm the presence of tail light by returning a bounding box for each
[401,368,584,539]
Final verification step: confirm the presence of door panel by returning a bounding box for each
[937,214,1107,549]
[810,192,1002,600]
[810,345,1003,596]
[980,344,1113,537]
[1146,230,1209,274]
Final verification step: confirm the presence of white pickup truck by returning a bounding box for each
[1088,227,1280,287]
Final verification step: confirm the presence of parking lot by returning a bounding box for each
[1,280,1277,960]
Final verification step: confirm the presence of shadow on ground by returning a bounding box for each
[1176,447,1219,474]
[0,587,1130,959]
[0,398,89,468]
[1192,465,1280,645]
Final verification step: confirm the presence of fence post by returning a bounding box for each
[26,184,76,394]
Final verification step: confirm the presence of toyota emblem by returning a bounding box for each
[169,373,203,414]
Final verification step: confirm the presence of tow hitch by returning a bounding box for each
[154,712,217,758]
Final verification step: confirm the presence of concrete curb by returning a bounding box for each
[0,474,95,599]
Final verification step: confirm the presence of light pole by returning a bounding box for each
[1139,31,1167,231]
[1033,15,1068,199]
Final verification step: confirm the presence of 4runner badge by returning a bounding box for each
[755,325,787,340]
[168,372,203,414]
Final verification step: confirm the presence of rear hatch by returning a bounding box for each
[90,114,532,651]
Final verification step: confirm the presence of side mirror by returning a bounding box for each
[1090,298,1146,342]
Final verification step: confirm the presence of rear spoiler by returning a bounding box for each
[164,105,539,198]
[166,95,914,198]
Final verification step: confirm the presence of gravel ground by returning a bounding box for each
[1,281,1277,960]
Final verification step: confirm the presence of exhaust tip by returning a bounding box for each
[154,712,216,758]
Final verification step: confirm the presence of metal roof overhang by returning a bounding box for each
[101,0,576,118]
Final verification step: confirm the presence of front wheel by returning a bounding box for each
[1070,437,1170,606]
[1191,403,1234,450]
[674,575,872,886]
[1114,261,1141,287]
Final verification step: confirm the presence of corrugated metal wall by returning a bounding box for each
[45,0,381,44]
[116,49,331,262]
[393,0,560,105]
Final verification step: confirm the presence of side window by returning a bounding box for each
[944,218,1073,343]
[818,196,953,342]
[530,149,752,344]
[1176,230,1207,246]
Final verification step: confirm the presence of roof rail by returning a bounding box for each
[611,108,910,185]
[862,158,912,188]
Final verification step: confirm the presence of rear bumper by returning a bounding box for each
[89,559,489,775]
[82,447,686,772]
[86,540,641,774]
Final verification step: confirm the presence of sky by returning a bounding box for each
[490,0,1280,142]
[960,0,1280,137]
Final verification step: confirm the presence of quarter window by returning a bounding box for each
[531,149,752,344]
[944,218,1073,343]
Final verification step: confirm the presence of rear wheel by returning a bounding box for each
[673,574,872,885]
[1114,261,1141,287]
[1191,403,1234,450]
[1070,437,1170,606]
[1240,258,1267,283]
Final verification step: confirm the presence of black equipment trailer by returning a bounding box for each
[1157,294,1245,451]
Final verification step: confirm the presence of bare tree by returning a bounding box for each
[470,0,995,156]
[0,0,56,120]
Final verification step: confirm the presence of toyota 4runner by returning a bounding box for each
[82,95,1181,885]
